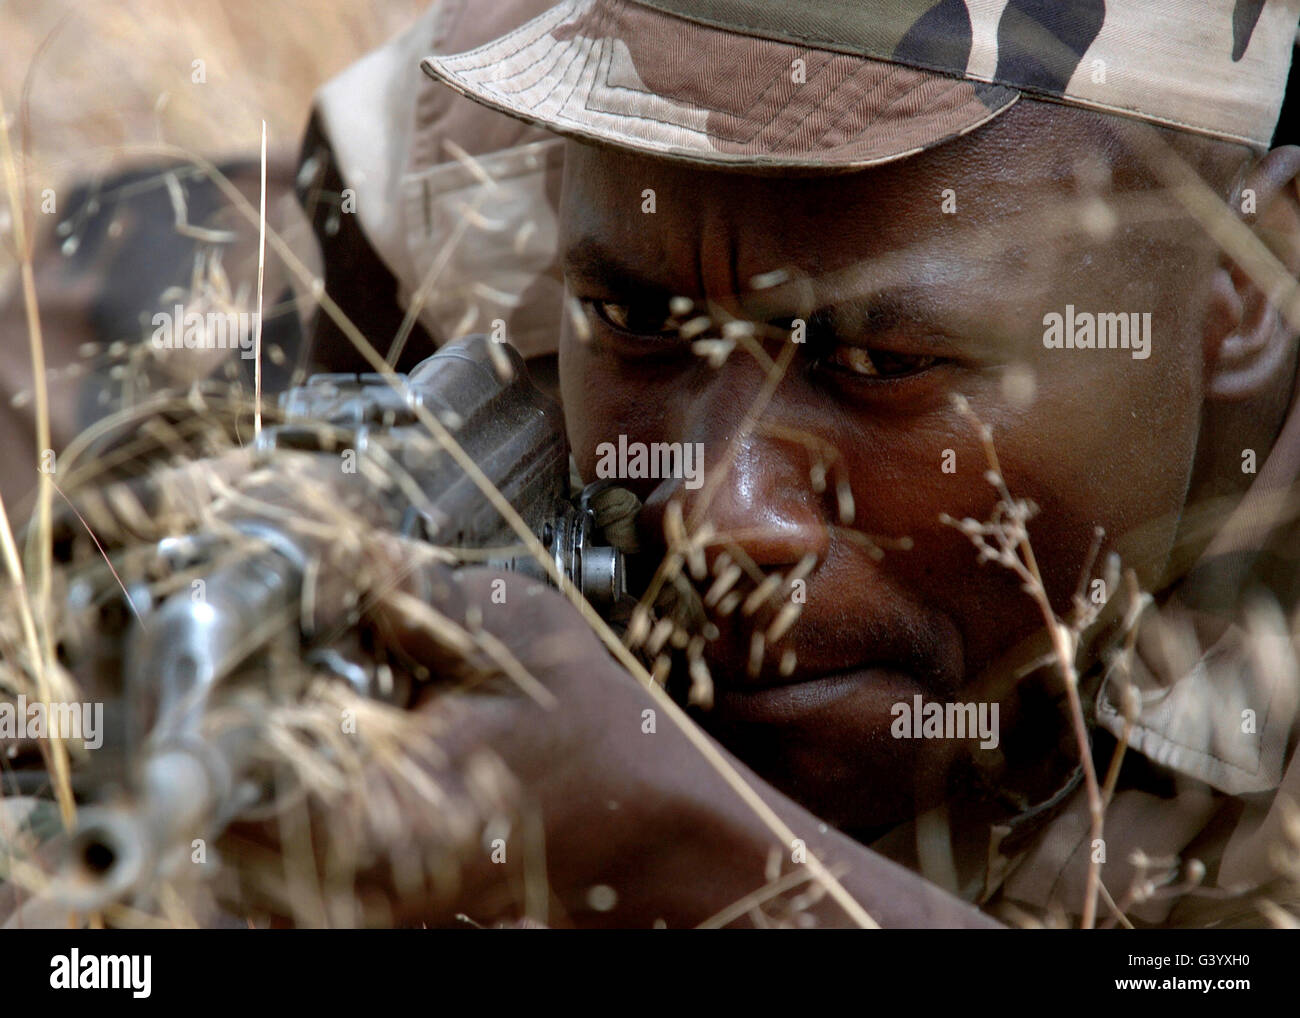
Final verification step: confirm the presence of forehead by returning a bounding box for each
[558,101,1168,315]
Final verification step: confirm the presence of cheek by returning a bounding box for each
[811,367,1199,682]
[1018,352,1200,577]
[920,357,1199,674]
[558,336,594,469]
[559,336,676,484]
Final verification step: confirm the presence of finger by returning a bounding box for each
[345,534,485,684]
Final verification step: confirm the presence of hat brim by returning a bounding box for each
[421,0,1020,174]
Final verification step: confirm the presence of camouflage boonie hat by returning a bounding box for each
[422,0,1300,172]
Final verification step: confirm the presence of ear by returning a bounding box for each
[1204,145,1300,402]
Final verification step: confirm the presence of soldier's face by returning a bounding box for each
[557,101,1220,830]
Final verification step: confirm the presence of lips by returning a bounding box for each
[710,665,923,727]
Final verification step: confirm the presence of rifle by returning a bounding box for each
[47,334,627,912]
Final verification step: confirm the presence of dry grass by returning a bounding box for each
[0,0,428,281]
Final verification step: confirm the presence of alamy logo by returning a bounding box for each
[0,695,103,749]
[1043,305,1151,360]
[151,303,259,359]
[890,695,999,750]
[594,435,705,490]
[50,950,151,998]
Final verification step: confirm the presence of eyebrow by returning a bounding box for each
[562,237,983,356]
[566,238,923,311]
[562,238,672,296]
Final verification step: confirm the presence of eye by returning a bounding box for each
[589,298,680,338]
[822,346,939,379]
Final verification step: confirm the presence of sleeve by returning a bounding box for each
[297,0,567,372]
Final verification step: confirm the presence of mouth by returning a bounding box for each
[700,663,952,829]
[709,665,922,727]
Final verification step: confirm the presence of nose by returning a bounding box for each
[641,426,834,575]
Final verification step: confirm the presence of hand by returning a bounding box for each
[219,535,998,929]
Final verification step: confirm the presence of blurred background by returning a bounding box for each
[0,0,426,230]
[0,0,430,513]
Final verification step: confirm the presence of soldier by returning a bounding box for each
[271,0,1300,927]
[7,0,1300,928]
